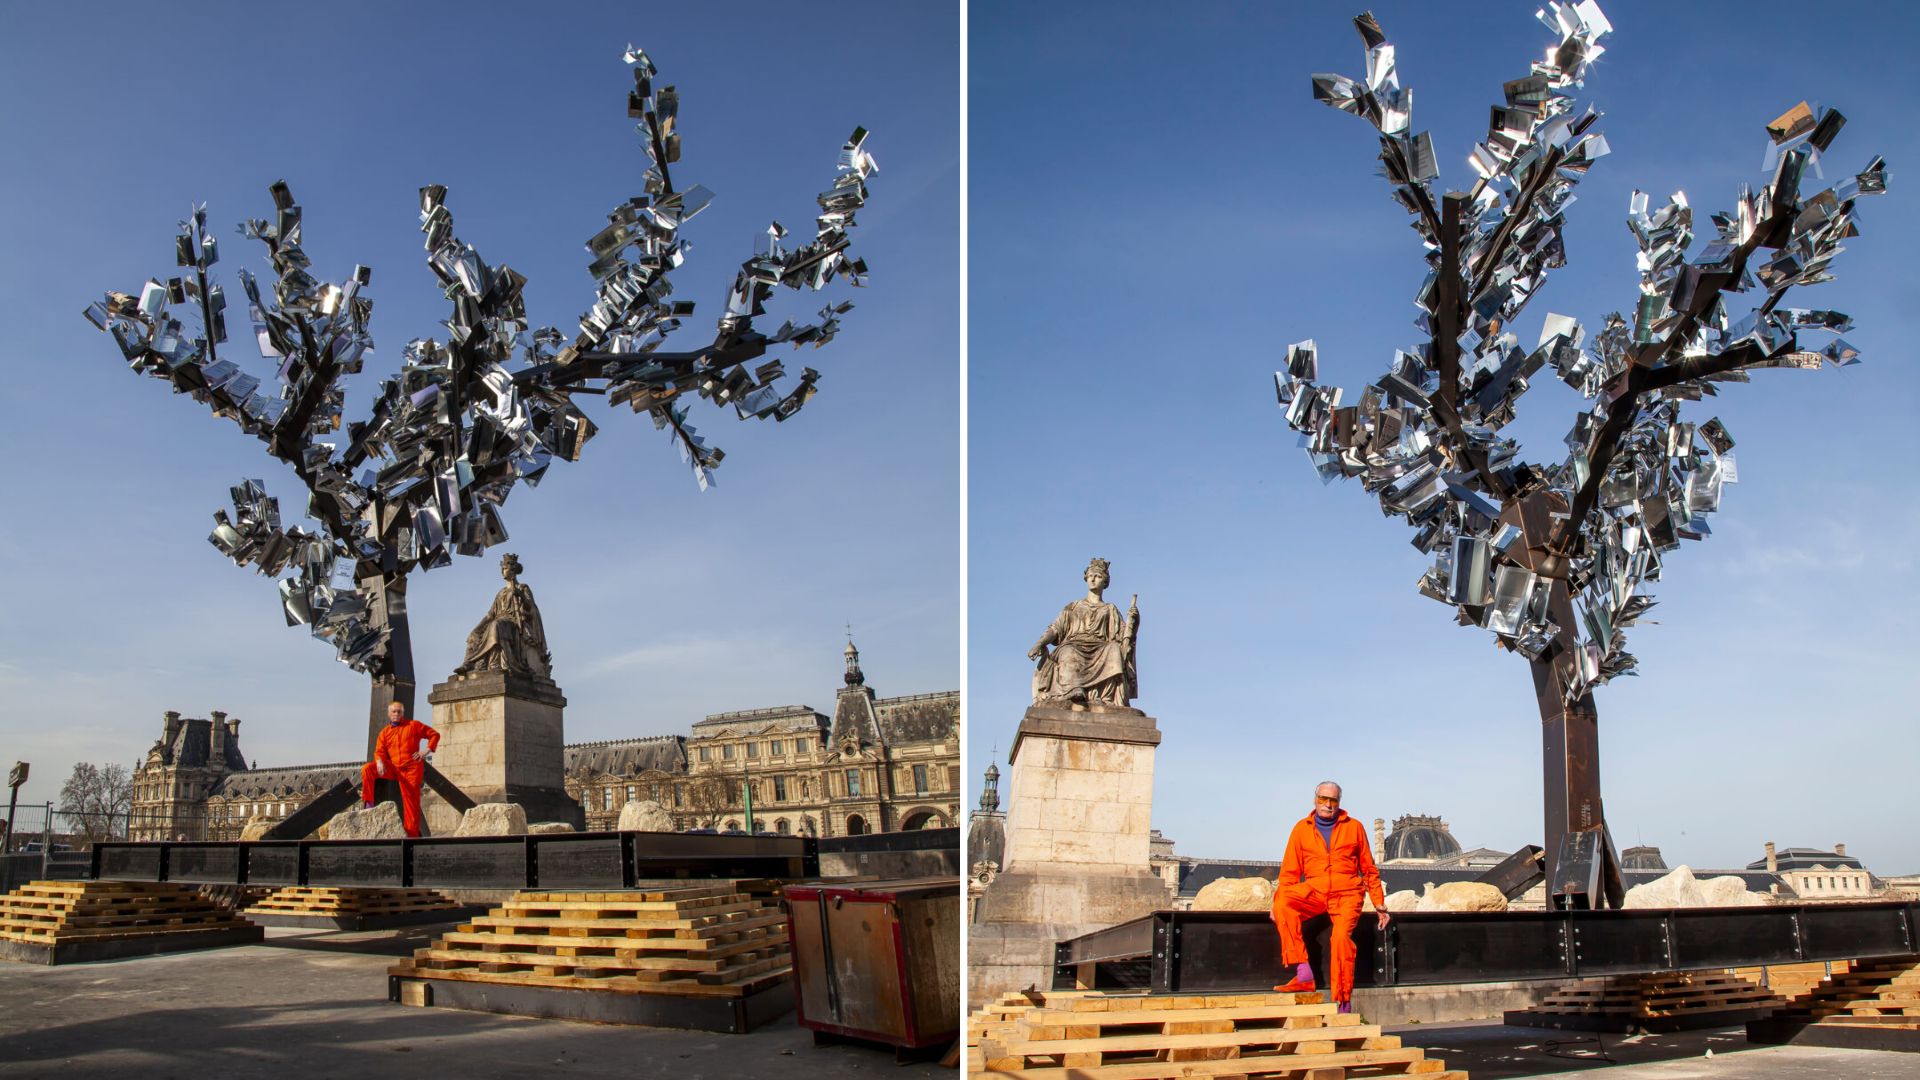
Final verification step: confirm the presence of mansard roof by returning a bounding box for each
[168,717,247,772]
[876,691,958,745]
[1748,847,1867,871]
[967,809,1005,871]
[565,736,687,778]
[832,685,882,748]
[212,762,358,799]
[692,705,828,734]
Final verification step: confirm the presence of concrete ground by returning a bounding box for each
[1386,1019,1920,1079]
[0,924,951,1079]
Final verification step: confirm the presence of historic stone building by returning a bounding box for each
[129,711,248,841]
[132,640,957,840]
[562,641,960,836]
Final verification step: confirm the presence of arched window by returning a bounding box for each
[845,814,868,836]
[775,818,790,835]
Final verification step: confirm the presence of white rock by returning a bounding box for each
[617,799,676,833]
[1191,876,1274,912]
[325,801,406,840]
[528,821,575,834]
[239,819,277,842]
[1416,881,1509,912]
[454,803,528,837]
[1385,890,1421,912]
[1623,865,1769,909]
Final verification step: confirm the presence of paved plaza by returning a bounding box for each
[1385,1019,1917,1079]
[0,924,944,1079]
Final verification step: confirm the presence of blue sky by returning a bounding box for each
[969,1,1920,873]
[0,2,958,811]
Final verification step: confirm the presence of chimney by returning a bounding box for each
[1835,842,1846,858]
[163,710,182,745]
[225,717,242,766]
[210,710,228,763]
[1765,841,1777,873]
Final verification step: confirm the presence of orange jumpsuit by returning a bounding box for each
[1271,809,1385,1002]
[361,718,440,838]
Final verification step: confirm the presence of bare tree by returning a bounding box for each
[1277,6,1885,907]
[60,763,133,848]
[679,774,735,831]
[84,46,878,756]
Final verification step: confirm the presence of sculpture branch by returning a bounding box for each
[84,44,877,752]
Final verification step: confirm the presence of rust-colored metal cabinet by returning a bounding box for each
[784,876,959,1050]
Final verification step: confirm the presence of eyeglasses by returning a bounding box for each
[1315,794,1340,805]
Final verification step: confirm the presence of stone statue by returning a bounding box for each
[454,553,553,680]
[1028,557,1139,710]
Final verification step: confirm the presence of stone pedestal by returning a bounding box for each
[969,704,1171,1001]
[425,670,583,830]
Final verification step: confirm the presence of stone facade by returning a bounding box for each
[130,711,249,841]
[565,642,960,837]
[133,641,957,840]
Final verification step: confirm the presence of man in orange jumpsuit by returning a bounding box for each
[1271,780,1390,1013]
[360,701,440,838]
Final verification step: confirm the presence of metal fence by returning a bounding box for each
[0,804,126,892]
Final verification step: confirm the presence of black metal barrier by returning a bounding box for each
[815,826,957,855]
[91,831,816,890]
[1053,903,1920,993]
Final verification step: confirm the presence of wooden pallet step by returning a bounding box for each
[520,886,743,903]
[436,929,785,959]
[483,906,774,930]
[986,1026,1398,1061]
[387,959,792,999]
[1015,1002,1342,1028]
[465,912,786,940]
[410,946,790,984]
[409,937,785,974]
[498,894,747,915]
[974,1045,1447,1079]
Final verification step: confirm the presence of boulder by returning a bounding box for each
[617,799,676,833]
[1416,881,1509,912]
[1384,890,1421,912]
[239,819,276,842]
[325,801,406,840]
[1623,865,1768,909]
[528,821,575,834]
[454,802,528,837]
[1191,876,1274,912]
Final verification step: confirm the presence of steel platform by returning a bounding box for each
[1053,902,1920,992]
[91,828,957,892]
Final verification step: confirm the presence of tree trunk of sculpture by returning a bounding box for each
[363,570,415,758]
[1531,581,1624,909]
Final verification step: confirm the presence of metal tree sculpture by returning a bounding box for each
[1275,4,1885,907]
[85,46,878,754]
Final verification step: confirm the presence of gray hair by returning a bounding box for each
[1315,780,1343,797]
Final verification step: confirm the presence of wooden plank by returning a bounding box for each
[1017,1002,1339,1028]
[387,959,791,999]
[988,1024,1391,1058]
[964,1046,1438,1079]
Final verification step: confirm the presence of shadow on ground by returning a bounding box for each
[1389,1020,1763,1078]
[251,924,453,957]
